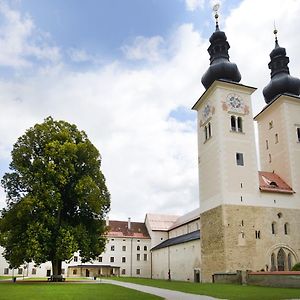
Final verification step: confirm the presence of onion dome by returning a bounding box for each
[201,11,241,90]
[263,29,300,104]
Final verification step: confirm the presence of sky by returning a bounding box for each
[0,0,300,222]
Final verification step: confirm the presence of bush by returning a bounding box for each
[292,263,300,271]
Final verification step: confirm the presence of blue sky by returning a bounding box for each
[0,0,300,221]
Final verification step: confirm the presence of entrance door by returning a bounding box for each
[46,270,51,277]
[277,248,286,271]
[86,269,90,277]
[194,270,200,283]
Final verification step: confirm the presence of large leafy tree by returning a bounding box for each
[0,117,110,280]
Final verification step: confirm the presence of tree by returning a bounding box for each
[0,117,110,280]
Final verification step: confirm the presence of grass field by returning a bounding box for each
[0,282,162,300]
[112,277,300,300]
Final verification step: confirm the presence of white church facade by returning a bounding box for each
[1,14,300,282]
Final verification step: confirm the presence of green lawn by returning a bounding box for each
[111,277,300,300]
[0,283,162,300]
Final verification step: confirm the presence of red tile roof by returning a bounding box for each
[258,171,294,194]
[107,220,150,239]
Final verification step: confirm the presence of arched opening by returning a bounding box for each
[284,223,289,235]
[277,248,286,271]
[237,117,243,132]
[231,116,236,131]
[271,222,277,234]
[271,253,276,271]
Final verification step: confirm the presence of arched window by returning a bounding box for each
[208,122,211,138]
[271,222,277,234]
[277,248,286,271]
[271,253,276,271]
[231,116,236,131]
[288,253,292,271]
[237,117,243,132]
[137,246,140,251]
[284,223,289,235]
[144,246,147,251]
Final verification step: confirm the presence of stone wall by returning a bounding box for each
[200,206,226,282]
[247,271,300,288]
[201,204,300,282]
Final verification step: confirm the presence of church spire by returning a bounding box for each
[263,28,300,104]
[201,5,241,90]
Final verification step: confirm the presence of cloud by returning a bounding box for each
[0,1,60,68]
[122,36,165,62]
[185,0,205,11]
[68,48,103,64]
[1,0,300,222]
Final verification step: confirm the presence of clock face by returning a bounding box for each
[227,94,243,110]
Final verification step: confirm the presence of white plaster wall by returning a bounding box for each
[151,239,201,282]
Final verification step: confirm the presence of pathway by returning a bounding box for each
[101,279,221,300]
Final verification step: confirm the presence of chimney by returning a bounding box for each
[106,216,109,226]
[128,217,131,230]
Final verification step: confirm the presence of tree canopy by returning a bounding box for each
[0,117,110,278]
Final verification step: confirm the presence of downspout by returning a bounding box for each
[130,238,133,277]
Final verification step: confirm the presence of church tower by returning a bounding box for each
[192,11,260,282]
[255,29,300,197]
[193,13,300,282]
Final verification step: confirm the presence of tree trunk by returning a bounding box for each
[51,259,62,281]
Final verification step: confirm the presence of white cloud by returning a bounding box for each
[68,48,103,64]
[1,0,300,223]
[122,36,165,62]
[185,0,205,11]
[0,1,60,68]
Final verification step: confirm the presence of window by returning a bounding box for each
[122,257,126,263]
[137,254,140,261]
[269,154,272,163]
[122,246,126,251]
[236,153,244,166]
[137,240,140,242]
[269,121,273,129]
[121,269,126,275]
[271,222,277,234]
[237,117,243,132]
[275,133,279,144]
[61,269,65,275]
[73,269,77,275]
[111,245,115,251]
[110,257,114,263]
[266,140,269,150]
[144,254,148,261]
[137,246,140,251]
[74,256,78,262]
[204,122,212,142]
[297,128,300,142]
[18,268,23,275]
[144,246,147,251]
[98,256,102,262]
[231,116,236,131]
[32,268,36,275]
[284,223,289,235]
[255,230,261,239]
[136,269,140,275]
[4,268,8,275]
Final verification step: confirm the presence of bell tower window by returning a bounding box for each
[230,116,243,133]
[204,122,212,142]
[297,128,300,142]
[236,153,244,166]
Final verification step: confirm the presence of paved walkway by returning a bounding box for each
[101,279,220,300]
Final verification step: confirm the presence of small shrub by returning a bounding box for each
[291,263,300,271]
